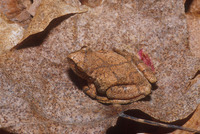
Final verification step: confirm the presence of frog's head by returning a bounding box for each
[67,47,94,82]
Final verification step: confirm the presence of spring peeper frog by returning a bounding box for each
[67,47,157,104]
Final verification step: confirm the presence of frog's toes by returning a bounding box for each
[83,84,97,99]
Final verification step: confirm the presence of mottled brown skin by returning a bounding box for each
[67,47,157,104]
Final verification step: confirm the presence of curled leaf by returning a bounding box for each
[0,0,200,133]
[80,0,103,7]
[19,0,88,44]
[172,100,200,134]
[27,0,42,16]
[0,14,24,54]
[0,0,32,28]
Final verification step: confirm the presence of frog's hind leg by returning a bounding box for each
[97,84,151,104]
[83,84,115,103]
[95,92,135,104]
[97,99,132,104]
[113,48,157,83]
[95,95,133,104]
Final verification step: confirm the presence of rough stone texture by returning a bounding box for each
[0,0,200,133]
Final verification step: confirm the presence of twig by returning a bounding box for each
[119,112,200,133]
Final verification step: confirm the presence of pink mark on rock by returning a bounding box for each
[138,49,155,71]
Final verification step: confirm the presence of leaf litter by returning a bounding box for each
[0,0,199,133]
[0,0,87,54]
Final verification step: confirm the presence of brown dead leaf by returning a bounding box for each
[0,14,24,54]
[185,0,200,13]
[172,77,200,133]
[170,1,200,132]
[80,0,103,7]
[18,0,87,45]
[0,0,200,133]
[0,0,32,28]
[0,0,87,54]
[27,0,42,16]
[185,0,200,57]
[186,13,200,58]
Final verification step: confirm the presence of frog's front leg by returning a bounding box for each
[97,83,151,104]
[83,83,97,99]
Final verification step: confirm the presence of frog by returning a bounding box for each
[67,47,157,104]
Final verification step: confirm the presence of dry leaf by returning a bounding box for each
[186,13,200,57]
[17,0,87,45]
[0,0,32,28]
[172,75,200,134]
[185,0,200,57]
[80,0,103,7]
[170,1,200,132]
[27,0,42,16]
[185,0,200,13]
[0,14,24,54]
[0,0,200,133]
[0,0,87,54]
